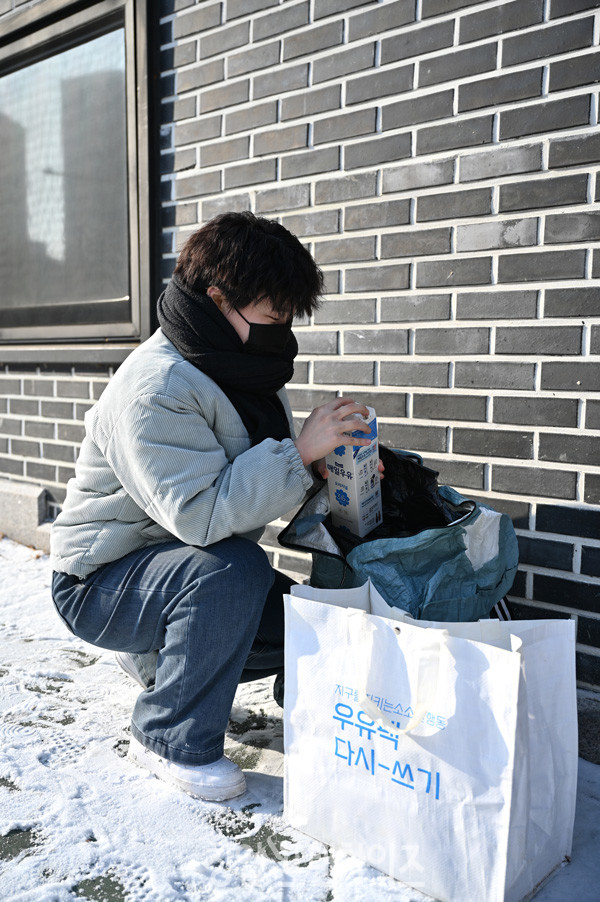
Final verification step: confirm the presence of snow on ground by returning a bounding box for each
[0,536,598,902]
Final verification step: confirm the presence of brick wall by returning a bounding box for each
[1,0,599,688]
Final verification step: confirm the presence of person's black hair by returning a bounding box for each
[173,211,323,317]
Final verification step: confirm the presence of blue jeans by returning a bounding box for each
[51,538,293,765]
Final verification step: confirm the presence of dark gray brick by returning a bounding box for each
[200,80,249,114]
[345,199,410,232]
[550,0,600,15]
[381,20,454,65]
[200,136,249,167]
[540,433,600,467]
[25,420,55,439]
[174,116,221,146]
[255,183,310,213]
[423,457,485,490]
[503,16,594,66]
[494,396,578,427]
[457,218,538,253]
[458,68,542,113]
[584,400,600,429]
[495,326,581,356]
[323,271,340,295]
[347,64,413,106]
[174,3,221,39]
[493,465,576,499]
[381,294,451,322]
[172,43,196,70]
[415,327,489,356]
[382,159,454,193]
[419,43,496,89]
[381,228,451,258]
[345,133,412,170]
[253,1,309,41]
[281,147,340,180]
[545,213,600,245]
[518,535,573,571]
[227,0,278,18]
[26,461,57,481]
[0,455,23,476]
[313,360,375,385]
[314,0,372,18]
[343,329,409,355]
[585,474,600,505]
[365,392,407,417]
[202,193,250,219]
[537,503,600,540]
[348,0,415,41]
[224,159,275,190]
[417,187,491,222]
[314,236,376,265]
[281,85,341,121]
[460,144,542,183]
[174,149,195,172]
[417,115,494,155]
[314,299,377,325]
[289,362,309,383]
[423,0,497,15]
[379,423,447,453]
[416,257,491,288]
[56,381,89,400]
[199,22,249,59]
[57,423,86,443]
[314,109,376,145]
[591,325,600,355]
[550,51,600,92]
[413,394,486,422]
[549,133,600,169]
[382,89,453,131]
[177,59,224,94]
[313,44,375,85]
[42,442,76,463]
[459,0,542,43]
[0,418,22,436]
[315,173,377,204]
[281,210,340,238]
[40,401,74,419]
[175,171,221,199]
[541,362,600,392]
[254,124,308,156]
[499,174,588,212]
[455,362,536,390]
[295,331,338,355]
[286,388,338,410]
[498,250,586,283]
[0,378,21,394]
[253,63,308,100]
[594,250,600,280]
[283,21,343,61]
[502,94,591,141]
[345,264,411,293]
[545,287,600,318]
[454,428,533,459]
[227,41,280,78]
[225,101,277,135]
[582,546,600,579]
[380,362,449,387]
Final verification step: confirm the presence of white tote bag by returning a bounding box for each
[283,581,578,902]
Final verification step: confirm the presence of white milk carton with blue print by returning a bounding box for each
[325,406,382,539]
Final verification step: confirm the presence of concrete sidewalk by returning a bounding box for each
[0,537,598,901]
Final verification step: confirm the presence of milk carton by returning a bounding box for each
[325,406,383,539]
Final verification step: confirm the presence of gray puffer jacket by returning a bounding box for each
[50,329,314,578]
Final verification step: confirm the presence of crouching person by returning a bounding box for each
[50,211,372,801]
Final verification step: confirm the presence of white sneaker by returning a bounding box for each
[127,735,247,801]
[115,652,148,689]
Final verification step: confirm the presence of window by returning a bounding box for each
[0,0,153,349]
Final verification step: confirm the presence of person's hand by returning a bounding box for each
[294,398,372,467]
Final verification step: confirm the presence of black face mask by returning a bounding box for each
[237,307,293,356]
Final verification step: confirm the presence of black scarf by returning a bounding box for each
[156,276,296,446]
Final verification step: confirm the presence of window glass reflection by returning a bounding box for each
[0,28,129,326]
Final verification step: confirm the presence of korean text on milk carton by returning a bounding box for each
[325,406,382,539]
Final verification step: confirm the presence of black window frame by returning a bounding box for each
[0,0,155,364]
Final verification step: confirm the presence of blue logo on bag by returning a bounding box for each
[335,489,350,507]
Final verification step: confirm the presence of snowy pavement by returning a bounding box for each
[0,536,598,902]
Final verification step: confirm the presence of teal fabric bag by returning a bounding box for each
[279,451,518,622]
